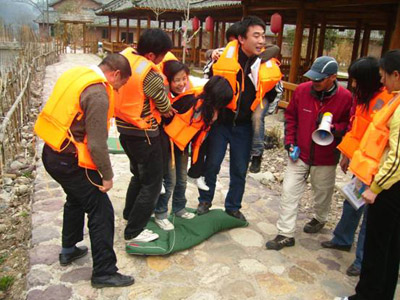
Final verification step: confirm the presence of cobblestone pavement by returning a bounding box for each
[26,54,400,300]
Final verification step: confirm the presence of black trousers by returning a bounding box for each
[187,138,208,179]
[42,145,117,277]
[350,181,400,300]
[120,134,163,240]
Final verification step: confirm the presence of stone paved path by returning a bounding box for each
[26,54,400,300]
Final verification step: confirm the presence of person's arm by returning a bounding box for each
[284,89,299,147]
[369,105,400,196]
[80,84,113,191]
[331,90,352,138]
[143,70,172,117]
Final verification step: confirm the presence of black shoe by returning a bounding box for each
[346,263,361,276]
[59,246,88,266]
[249,155,262,173]
[266,235,295,250]
[197,202,211,215]
[91,272,135,288]
[225,209,247,222]
[321,240,351,252]
[303,218,325,233]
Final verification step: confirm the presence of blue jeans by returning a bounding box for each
[198,123,252,211]
[155,146,189,218]
[332,200,367,269]
[251,98,269,157]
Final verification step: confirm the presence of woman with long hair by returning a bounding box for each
[336,50,400,300]
[321,57,392,276]
[154,60,233,231]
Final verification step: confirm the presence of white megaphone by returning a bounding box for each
[312,112,334,146]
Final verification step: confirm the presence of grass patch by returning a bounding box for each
[20,211,29,217]
[0,254,7,265]
[0,276,14,291]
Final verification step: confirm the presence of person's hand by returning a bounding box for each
[362,188,377,204]
[99,179,113,193]
[339,156,350,174]
[284,143,294,155]
[161,107,177,118]
[211,49,221,61]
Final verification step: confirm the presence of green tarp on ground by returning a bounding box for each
[126,209,248,255]
[107,137,125,154]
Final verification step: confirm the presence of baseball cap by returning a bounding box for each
[304,56,338,81]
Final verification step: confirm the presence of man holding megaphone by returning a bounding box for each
[266,56,352,250]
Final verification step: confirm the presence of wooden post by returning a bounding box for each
[215,21,219,49]
[199,20,203,50]
[360,24,371,56]
[389,3,400,49]
[288,8,304,83]
[382,25,392,56]
[126,18,130,44]
[116,17,120,42]
[82,23,86,53]
[172,21,176,47]
[220,22,226,47]
[108,17,112,42]
[147,15,151,29]
[351,21,361,63]
[178,20,182,47]
[276,17,284,52]
[137,18,141,41]
[305,23,315,67]
[317,18,326,57]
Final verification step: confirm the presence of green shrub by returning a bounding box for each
[0,276,14,291]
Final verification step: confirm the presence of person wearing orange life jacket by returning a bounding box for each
[196,16,281,222]
[153,60,233,231]
[116,29,174,245]
[320,57,391,278]
[35,54,135,288]
[335,50,400,300]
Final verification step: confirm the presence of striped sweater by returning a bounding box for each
[370,101,400,194]
[116,70,171,137]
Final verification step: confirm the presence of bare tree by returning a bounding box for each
[16,0,49,35]
[150,7,166,22]
[181,0,200,63]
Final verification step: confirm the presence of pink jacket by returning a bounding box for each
[284,81,352,166]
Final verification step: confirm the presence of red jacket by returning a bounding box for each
[284,81,352,166]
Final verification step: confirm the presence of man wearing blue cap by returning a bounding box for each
[266,56,352,250]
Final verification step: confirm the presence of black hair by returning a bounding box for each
[380,49,400,75]
[237,16,266,39]
[99,53,131,79]
[162,60,190,85]
[348,56,382,111]
[196,76,233,127]
[137,28,172,56]
[225,21,240,42]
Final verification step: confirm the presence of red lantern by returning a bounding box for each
[192,16,200,31]
[270,13,282,34]
[205,16,214,32]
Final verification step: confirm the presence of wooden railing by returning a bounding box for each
[0,42,58,175]
[278,81,298,109]
[102,40,129,53]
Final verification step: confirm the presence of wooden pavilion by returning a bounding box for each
[96,0,400,86]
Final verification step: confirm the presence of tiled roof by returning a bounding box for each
[49,0,111,7]
[97,0,241,14]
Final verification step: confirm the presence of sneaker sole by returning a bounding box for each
[91,280,135,288]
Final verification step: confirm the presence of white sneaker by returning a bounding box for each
[196,177,209,191]
[126,229,159,243]
[160,184,166,195]
[178,211,195,219]
[155,218,174,231]
[334,297,349,300]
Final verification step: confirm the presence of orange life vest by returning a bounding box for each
[115,47,161,128]
[212,40,282,111]
[349,92,400,185]
[168,80,197,104]
[34,66,114,170]
[164,88,206,164]
[157,51,178,74]
[338,88,392,159]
